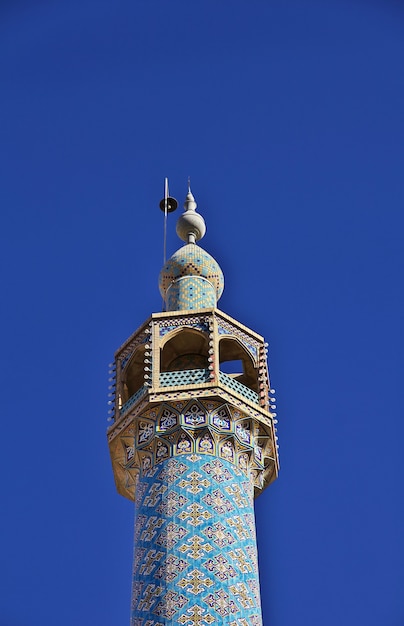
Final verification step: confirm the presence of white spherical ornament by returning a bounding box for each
[175,189,206,243]
[176,211,206,242]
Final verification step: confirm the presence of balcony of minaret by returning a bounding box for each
[112,309,272,423]
[108,308,278,502]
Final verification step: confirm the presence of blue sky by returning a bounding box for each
[1,1,403,625]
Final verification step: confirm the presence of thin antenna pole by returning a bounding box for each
[163,177,168,265]
[159,177,177,312]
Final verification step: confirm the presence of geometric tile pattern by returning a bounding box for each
[140,399,269,481]
[166,275,217,312]
[219,371,259,404]
[160,368,211,387]
[159,243,224,312]
[217,320,259,361]
[107,396,275,509]
[131,454,262,626]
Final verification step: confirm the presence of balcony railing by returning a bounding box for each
[119,368,260,417]
[159,368,211,387]
[119,385,147,415]
[160,368,260,404]
[219,371,259,404]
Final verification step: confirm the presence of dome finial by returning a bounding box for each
[176,181,206,244]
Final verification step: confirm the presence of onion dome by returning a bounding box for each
[159,186,224,311]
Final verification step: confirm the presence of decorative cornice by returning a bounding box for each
[108,397,278,502]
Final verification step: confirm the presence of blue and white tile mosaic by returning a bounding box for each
[131,454,262,626]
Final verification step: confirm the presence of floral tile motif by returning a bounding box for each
[137,583,163,612]
[157,459,188,483]
[178,503,212,527]
[176,433,193,455]
[202,489,234,514]
[224,483,249,508]
[228,548,254,574]
[154,590,188,619]
[177,568,214,595]
[134,515,147,542]
[245,544,258,569]
[243,512,257,539]
[178,471,210,494]
[227,515,251,541]
[211,407,231,431]
[156,491,189,516]
[143,484,168,508]
[229,582,256,609]
[131,581,143,607]
[135,481,150,504]
[177,604,215,625]
[201,458,232,483]
[154,555,189,583]
[203,588,239,617]
[158,408,179,431]
[202,521,235,547]
[183,403,207,426]
[138,421,154,445]
[247,577,262,607]
[179,535,213,560]
[203,554,237,581]
[219,439,235,463]
[140,516,165,542]
[139,549,164,576]
[156,522,188,550]
[133,547,146,571]
[197,432,215,454]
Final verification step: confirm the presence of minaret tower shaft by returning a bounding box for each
[107,185,279,625]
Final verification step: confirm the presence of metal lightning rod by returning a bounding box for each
[163,177,168,264]
[159,178,178,307]
[159,178,178,263]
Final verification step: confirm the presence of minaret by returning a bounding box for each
[107,184,279,625]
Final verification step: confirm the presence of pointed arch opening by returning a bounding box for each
[218,337,258,393]
[121,345,146,405]
[160,328,209,372]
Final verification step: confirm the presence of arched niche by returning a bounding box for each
[160,327,209,372]
[121,345,146,403]
[218,336,258,392]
